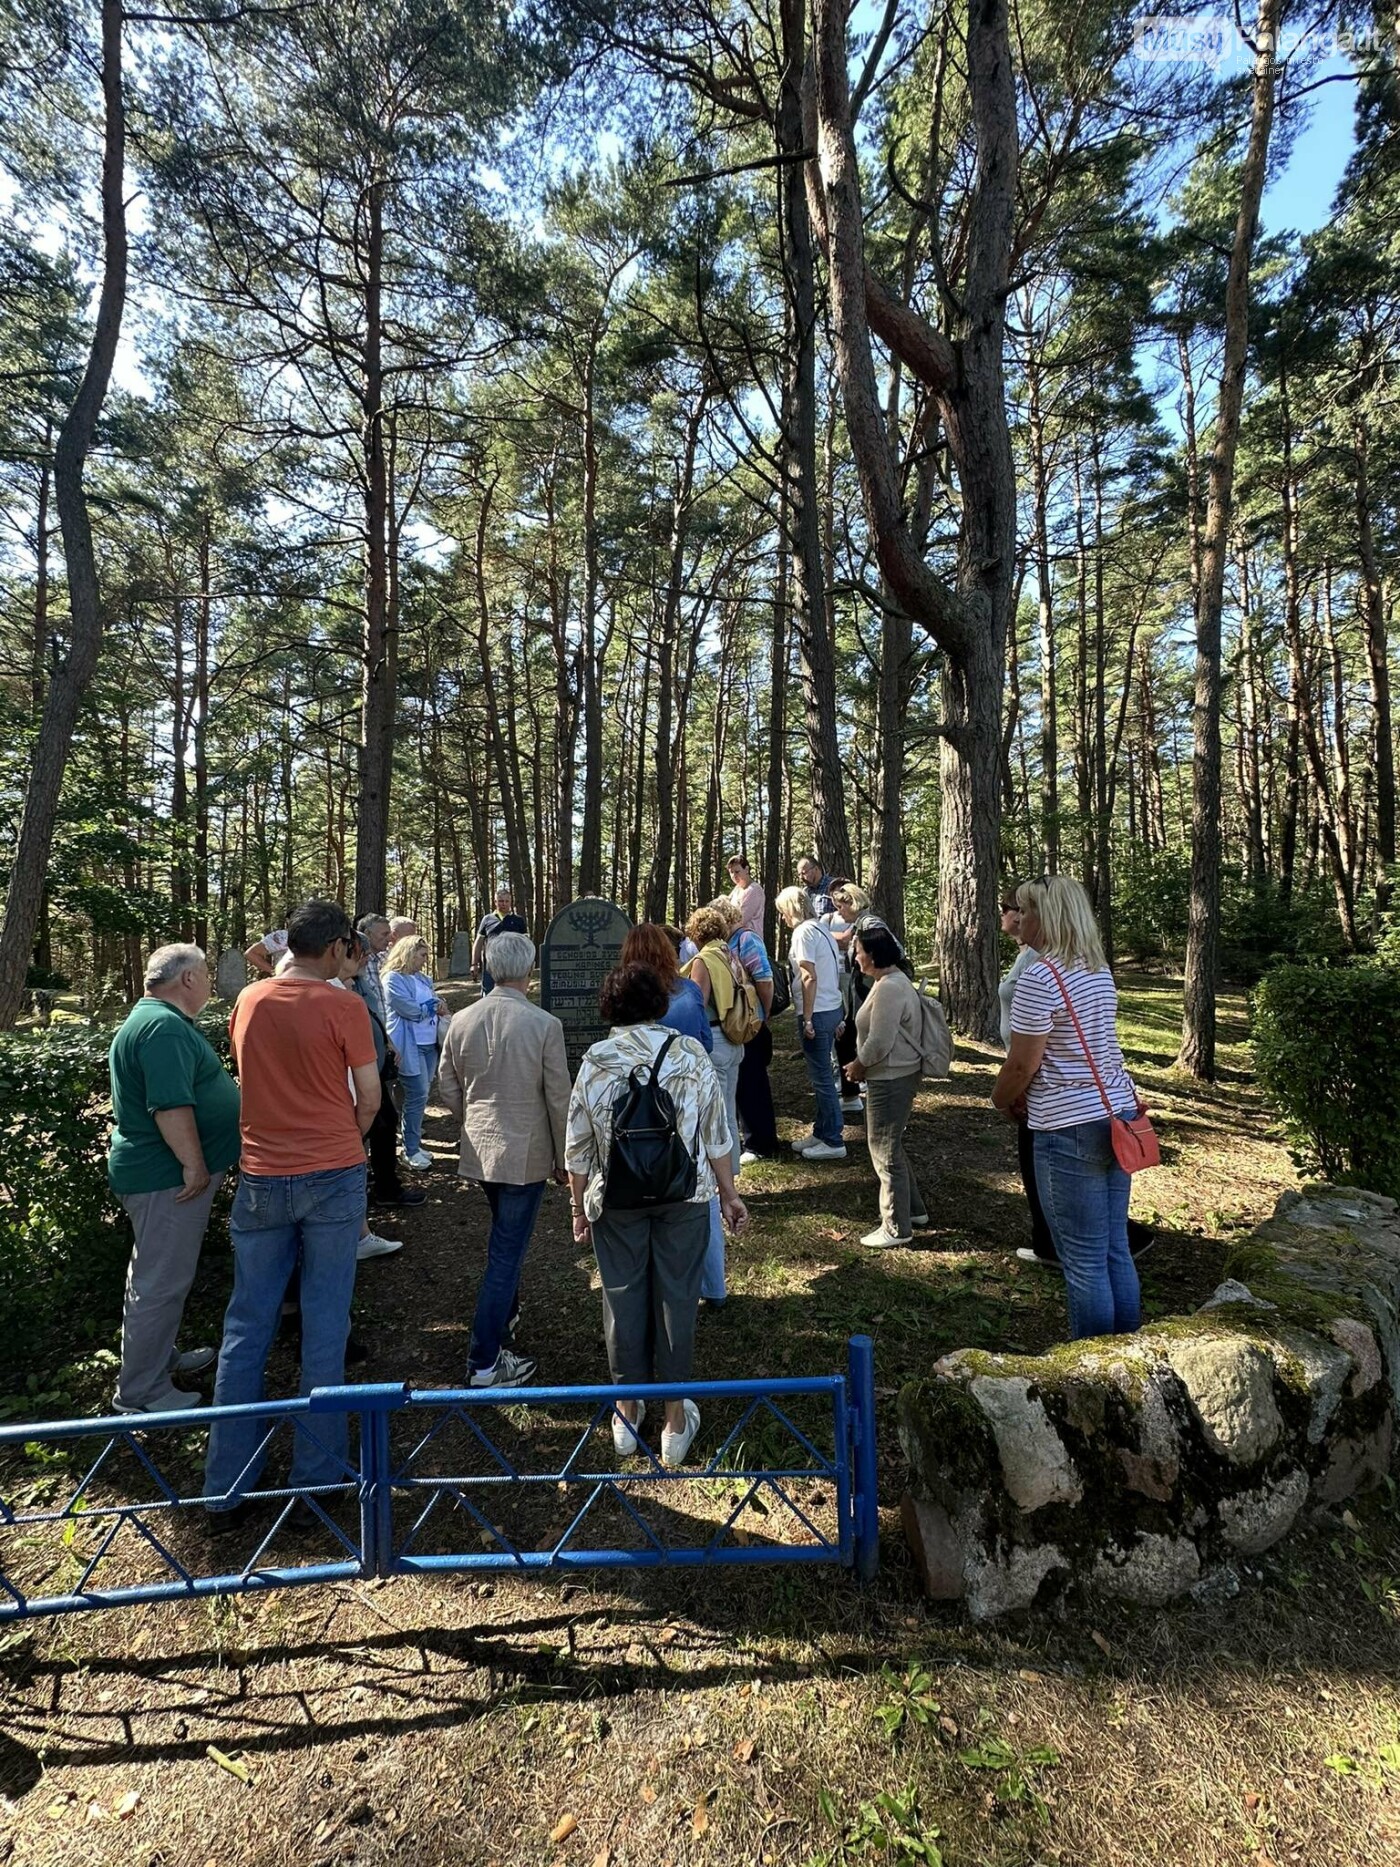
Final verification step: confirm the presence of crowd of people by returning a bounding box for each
[103,860,1148,1510]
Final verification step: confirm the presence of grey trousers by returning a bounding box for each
[708,1029,743,1173]
[592,1199,710,1385]
[865,1074,924,1239]
[116,1173,224,1408]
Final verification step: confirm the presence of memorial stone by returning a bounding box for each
[215,950,247,1002]
[540,897,632,1073]
[449,931,474,978]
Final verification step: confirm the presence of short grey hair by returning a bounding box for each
[357,913,389,936]
[145,943,206,989]
[486,930,535,982]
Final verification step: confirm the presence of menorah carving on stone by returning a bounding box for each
[567,904,613,947]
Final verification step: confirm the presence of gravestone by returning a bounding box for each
[215,949,248,1002]
[448,931,474,978]
[540,897,632,1073]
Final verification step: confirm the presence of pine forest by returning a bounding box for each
[1,0,1397,1073]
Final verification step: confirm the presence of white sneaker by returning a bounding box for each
[790,1136,818,1154]
[168,1346,216,1376]
[660,1400,701,1468]
[801,1141,847,1161]
[406,1149,433,1171]
[357,1232,403,1261]
[611,1401,646,1456]
[470,1349,537,1388]
[861,1225,911,1249]
[739,1150,759,1167]
[1016,1248,1062,1270]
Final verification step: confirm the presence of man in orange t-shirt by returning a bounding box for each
[205,899,381,1524]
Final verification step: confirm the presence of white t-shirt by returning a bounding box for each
[821,911,856,971]
[790,919,843,1015]
[998,944,1040,1050]
[1010,959,1135,1131]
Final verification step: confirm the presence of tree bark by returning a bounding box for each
[576,342,606,897]
[1353,404,1396,890]
[780,0,852,879]
[354,178,392,916]
[1178,0,1279,1078]
[809,0,1017,1039]
[0,0,126,1029]
[1026,357,1059,869]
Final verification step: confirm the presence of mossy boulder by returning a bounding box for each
[898,1186,1400,1618]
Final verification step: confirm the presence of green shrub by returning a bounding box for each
[1115,847,1191,964]
[1252,964,1400,1199]
[0,1027,127,1382]
[1221,878,1347,983]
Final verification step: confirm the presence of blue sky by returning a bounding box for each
[1262,59,1358,235]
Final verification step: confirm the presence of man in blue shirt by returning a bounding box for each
[797,855,836,918]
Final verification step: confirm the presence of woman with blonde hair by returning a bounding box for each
[991,875,1142,1341]
[383,935,443,1169]
[825,883,871,1115]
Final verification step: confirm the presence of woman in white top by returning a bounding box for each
[992,875,1141,1342]
[775,886,846,1159]
[997,885,1056,1267]
[565,964,748,1467]
[825,883,871,1111]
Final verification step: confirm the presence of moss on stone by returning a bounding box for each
[897,1375,999,1496]
[1221,1243,1364,1332]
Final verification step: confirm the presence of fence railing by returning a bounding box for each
[0,1336,877,1621]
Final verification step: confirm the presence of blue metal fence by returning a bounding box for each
[0,1336,877,1621]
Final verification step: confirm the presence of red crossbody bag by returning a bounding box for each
[1042,960,1161,1173]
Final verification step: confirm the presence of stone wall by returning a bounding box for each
[898,1186,1399,1618]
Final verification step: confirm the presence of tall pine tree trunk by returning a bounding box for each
[780,0,852,878]
[809,0,1016,1040]
[354,180,392,916]
[0,0,126,1029]
[1179,0,1280,1078]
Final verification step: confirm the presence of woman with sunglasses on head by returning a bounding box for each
[991,875,1142,1342]
[999,884,1154,1276]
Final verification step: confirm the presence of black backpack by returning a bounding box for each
[603,1032,698,1210]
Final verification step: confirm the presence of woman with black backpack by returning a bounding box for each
[565,964,749,1468]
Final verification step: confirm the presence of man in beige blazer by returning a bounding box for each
[437,929,571,1388]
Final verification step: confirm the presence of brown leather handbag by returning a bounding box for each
[1043,961,1161,1173]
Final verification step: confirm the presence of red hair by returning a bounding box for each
[621,923,680,989]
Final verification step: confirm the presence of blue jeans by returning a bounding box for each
[469,1181,546,1372]
[798,1007,845,1145]
[402,1049,436,1155]
[205,1163,366,1507]
[1033,1118,1140,1340]
[702,1197,726,1301]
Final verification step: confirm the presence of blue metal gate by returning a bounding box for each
[0,1336,877,1621]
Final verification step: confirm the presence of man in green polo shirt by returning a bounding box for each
[108,943,241,1412]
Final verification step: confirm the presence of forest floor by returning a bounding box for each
[4,974,1400,1866]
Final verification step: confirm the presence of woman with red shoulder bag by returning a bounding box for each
[991,875,1157,1341]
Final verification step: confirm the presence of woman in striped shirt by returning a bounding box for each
[991,875,1141,1341]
